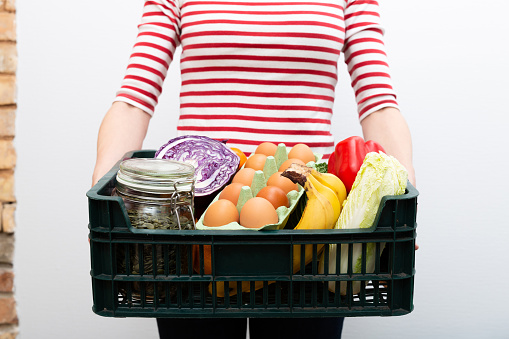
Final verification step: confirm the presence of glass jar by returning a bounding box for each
[113,158,196,303]
[115,158,196,231]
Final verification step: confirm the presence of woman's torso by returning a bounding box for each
[176,0,348,157]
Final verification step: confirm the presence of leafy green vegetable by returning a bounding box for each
[324,151,408,295]
[314,162,328,173]
[336,151,407,230]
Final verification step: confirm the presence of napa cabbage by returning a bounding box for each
[324,151,408,295]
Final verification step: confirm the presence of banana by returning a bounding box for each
[309,169,347,213]
[282,164,335,230]
[281,164,336,273]
[292,165,347,213]
[307,174,341,224]
[209,280,267,297]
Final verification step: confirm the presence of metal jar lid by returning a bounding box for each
[116,158,196,195]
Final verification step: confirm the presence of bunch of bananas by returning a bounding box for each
[281,163,346,272]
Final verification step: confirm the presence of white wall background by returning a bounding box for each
[13,0,509,338]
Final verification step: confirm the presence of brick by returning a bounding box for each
[0,13,15,41]
[0,43,17,73]
[0,171,14,202]
[0,76,16,106]
[0,108,15,137]
[1,203,15,233]
[0,141,15,170]
[0,325,17,339]
[5,0,15,12]
[0,234,14,264]
[0,331,18,339]
[0,296,17,324]
[0,268,13,292]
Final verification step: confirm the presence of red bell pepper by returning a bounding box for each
[328,136,385,193]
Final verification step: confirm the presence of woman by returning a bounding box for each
[92,0,415,337]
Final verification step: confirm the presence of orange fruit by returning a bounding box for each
[193,244,212,275]
[230,147,247,170]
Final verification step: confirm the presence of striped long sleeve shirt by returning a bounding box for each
[115,0,398,158]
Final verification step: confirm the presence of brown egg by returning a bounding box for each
[278,158,306,172]
[288,143,315,164]
[219,182,245,205]
[239,197,279,229]
[256,185,289,209]
[244,154,267,171]
[255,142,277,156]
[203,199,239,227]
[267,171,299,194]
[232,167,256,187]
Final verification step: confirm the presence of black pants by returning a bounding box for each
[157,317,344,338]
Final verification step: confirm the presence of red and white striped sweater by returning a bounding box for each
[116,0,398,158]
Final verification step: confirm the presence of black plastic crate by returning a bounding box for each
[87,150,418,318]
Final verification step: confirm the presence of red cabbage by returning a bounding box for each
[155,135,240,196]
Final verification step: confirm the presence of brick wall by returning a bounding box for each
[0,0,17,337]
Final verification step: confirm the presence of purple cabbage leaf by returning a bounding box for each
[155,135,240,196]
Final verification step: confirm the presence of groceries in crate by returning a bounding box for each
[319,151,408,295]
[90,137,417,313]
[89,147,418,316]
[145,135,409,295]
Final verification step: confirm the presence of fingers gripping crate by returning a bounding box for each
[87,150,418,318]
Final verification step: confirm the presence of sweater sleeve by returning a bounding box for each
[115,0,181,116]
[343,0,399,121]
